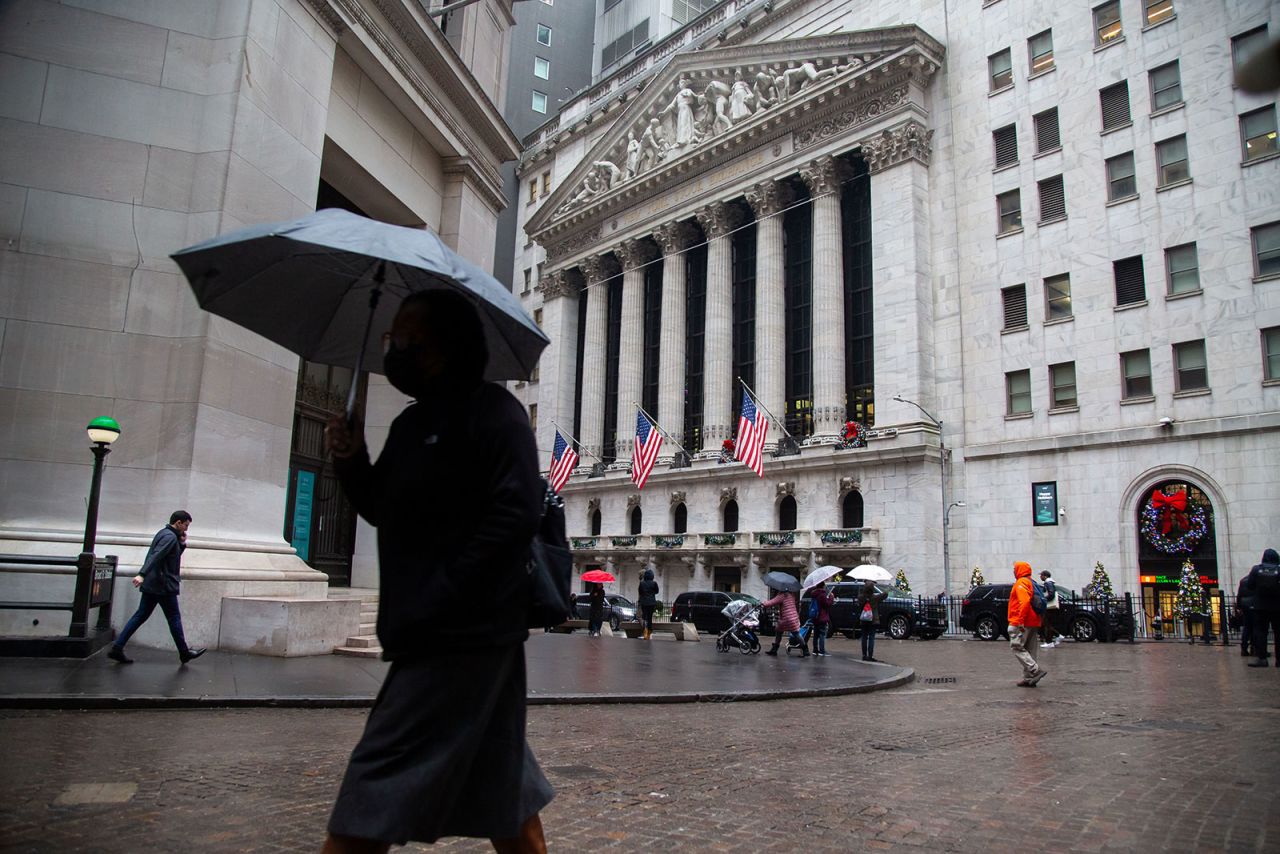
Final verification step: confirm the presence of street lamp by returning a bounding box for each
[71,417,120,641]
[892,395,954,596]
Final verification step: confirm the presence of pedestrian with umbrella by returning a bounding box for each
[762,571,808,658]
[802,565,842,657]
[856,578,889,662]
[581,569,613,637]
[172,211,553,853]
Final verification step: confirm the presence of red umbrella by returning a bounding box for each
[581,569,615,584]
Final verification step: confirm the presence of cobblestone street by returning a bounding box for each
[2,637,1277,853]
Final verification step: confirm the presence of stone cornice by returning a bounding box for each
[442,155,508,214]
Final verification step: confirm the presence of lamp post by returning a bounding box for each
[893,395,954,596]
[70,417,120,639]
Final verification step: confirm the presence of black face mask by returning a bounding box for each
[383,341,428,398]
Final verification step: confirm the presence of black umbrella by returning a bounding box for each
[763,571,801,593]
[171,209,549,418]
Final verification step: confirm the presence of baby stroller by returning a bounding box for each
[716,599,762,654]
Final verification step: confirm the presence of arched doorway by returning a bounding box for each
[630,506,642,535]
[842,490,864,528]
[778,496,797,531]
[672,503,687,534]
[1136,479,1219,637]
[590,509,602,536]
[723,500,739,533]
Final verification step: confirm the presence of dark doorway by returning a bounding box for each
[590,509,602,536]
[630,506,643,535]
[713,567,741,593]
[842,491,864,528]
[723,500,739,533]
[779,496,797,531]
[1137,479,1219,636]
[673,503,687,534]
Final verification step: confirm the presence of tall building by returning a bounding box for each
[0,0,519,652]
[513,0,1280,625]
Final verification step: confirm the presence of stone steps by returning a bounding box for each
[329,587,383,659]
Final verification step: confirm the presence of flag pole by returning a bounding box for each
[631,402,691,459]
[736,377,793,439]
[550,419,605,464]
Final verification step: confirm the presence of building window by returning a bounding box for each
[531,90,547,113]
[527,178,538,204]
[731,222,757,420]
[522,268,532,294]
[1106,152,1137,201]
[989,48,1013,91]
[671,0,714,25]
[590,508,601,536]
[1006,369,1032,415]
[1145,0,1174,26]
[536,261,544,285]
[784,193,814,438]
[601,18,649,69]
[1253,222,1280,278]
[1232,26,1268,75]
[533,308,543,328]
[541,171,552,195]
[841,158,875,426]
[1173,340,1208,392]
[1050,362,1077,409]
[536,23,551,46]
[684,241,707,453]
[1240,106,1278,162]
[629,506,642,535]
[1148,62,1182,113]
[1002,284,1028,330]
[1044,274,1072,320]
[1156,135,1190,186]
[1033,108,1060,153]
[997,189,1022,234]
[723,499,738,533]
[528,403,537,432]
[1038,174,1066,222]
[1115,256,1146,306]
[1121,349,1153,399]
[539,0,553,6]
[1165,243,1200,295]
[673,502,687,534]
[642,257,663,417]
[841,490,864,528]
[534,57,549,79]
[993,124,1018,168]
[1100,81,1131,131]
[601,273,623,463]
[1094,1,1123,47]
[1029,30,1054,75]
[778,496,797,531]
[1263,327,1280,381]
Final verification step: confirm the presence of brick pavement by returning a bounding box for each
[1,637,1277,853]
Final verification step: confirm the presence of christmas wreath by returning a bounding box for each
[841,421,867,449]
[1140,488,1209,554]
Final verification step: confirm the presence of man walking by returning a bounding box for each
[1243,549,1280,668]
[1039,570,1060,648]
[107,510,205,664]
[1008,561,1047,687]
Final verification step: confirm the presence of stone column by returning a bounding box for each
[613,240,654,466]
[694,201,741,448]
[744,179,793,448]
[653,221,698,457]
[534,269,580,467]
[577,255,609,462]
[801,155,849,439]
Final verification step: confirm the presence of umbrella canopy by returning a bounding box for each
[581,569,615,584]
[763,571,801,593]
[801,565,843,592]
[171,209,549,386]
[847,565,893,583]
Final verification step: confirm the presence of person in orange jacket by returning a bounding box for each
[1008,561,1048,687]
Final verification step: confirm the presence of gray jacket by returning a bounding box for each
[138,526,186,596]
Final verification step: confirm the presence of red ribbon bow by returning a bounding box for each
[1151,489,1189,535]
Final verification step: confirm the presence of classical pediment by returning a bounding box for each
[525,25,943,253]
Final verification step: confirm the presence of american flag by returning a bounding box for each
[631,410,664,489]
[734,389,768,477]
[548,431,579,493]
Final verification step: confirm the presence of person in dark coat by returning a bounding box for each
[856,579,889,662]
[322,291,552,854]
[1242,548,1280,668]
[587,583,606,636]
[810,582,835,656]
[637,568,660,640]
[1235,573,1256,658]
[107,510,205,664]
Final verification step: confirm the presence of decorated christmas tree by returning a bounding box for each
[969,566,985,588]
[1085,561,1114,599]
[1176,559,1205,617]
[894,568,911,594]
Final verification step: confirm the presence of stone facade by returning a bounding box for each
[512,0,1280,605]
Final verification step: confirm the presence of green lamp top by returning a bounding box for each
[86,416,121,445]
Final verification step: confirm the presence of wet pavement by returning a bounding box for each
[0,631,911,707]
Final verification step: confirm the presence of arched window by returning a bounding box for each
[842,490,864,528]
[778,496,797,531]
[590,509,602,536]
[630,506,643,535]
[723,500,739,533]
[673,502,687,534]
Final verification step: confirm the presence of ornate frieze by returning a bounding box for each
[694,200,742,239]
[859,120,934,174]
[792,86,909,151]
[536,269,576,301]
[547,227,603,265]
[744,178,795,217]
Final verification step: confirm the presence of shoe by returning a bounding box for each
[1028,668,1048,686]
[179,647,206,664]
[1248,660,1269,667]
[765,648,778,657]
[1016,679,1034,687]
[107,646,132,664]
[1241,649,1250,657]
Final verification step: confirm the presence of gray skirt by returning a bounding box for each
[327,644,554,844]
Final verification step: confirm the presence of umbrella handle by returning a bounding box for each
[346,264,385,424]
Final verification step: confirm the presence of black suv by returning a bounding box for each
[799,583,948,641]
[670,591,774,634]
[959,583,1134,642]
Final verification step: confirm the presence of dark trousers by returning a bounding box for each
[1241,609,1255,655]
[115,591,189,653]
[1040,610,1059,643]
[640,605,656,629]
[1252,610,1280,660]
[773,628,806,652]
[813,622,829,655]
[860,623,877,659]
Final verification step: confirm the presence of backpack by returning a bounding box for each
[1029,580,1047,616]
[1255,565,1280,603]
[808,596,820,621]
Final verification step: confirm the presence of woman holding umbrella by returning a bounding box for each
[587,583,606,637]
[762,572,808,657]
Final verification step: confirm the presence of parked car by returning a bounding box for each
[799,582,948,641]
[573,594,637,631]
[959,583,1134,642]
[670,591,774,634]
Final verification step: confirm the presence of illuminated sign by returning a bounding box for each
[1140,574,1217,585]
[1032,481,1058,527]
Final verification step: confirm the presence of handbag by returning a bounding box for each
[526,479,573,628]
[860,602,874,622]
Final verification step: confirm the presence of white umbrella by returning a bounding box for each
[801,565,843,592]
[847,564,892,583]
